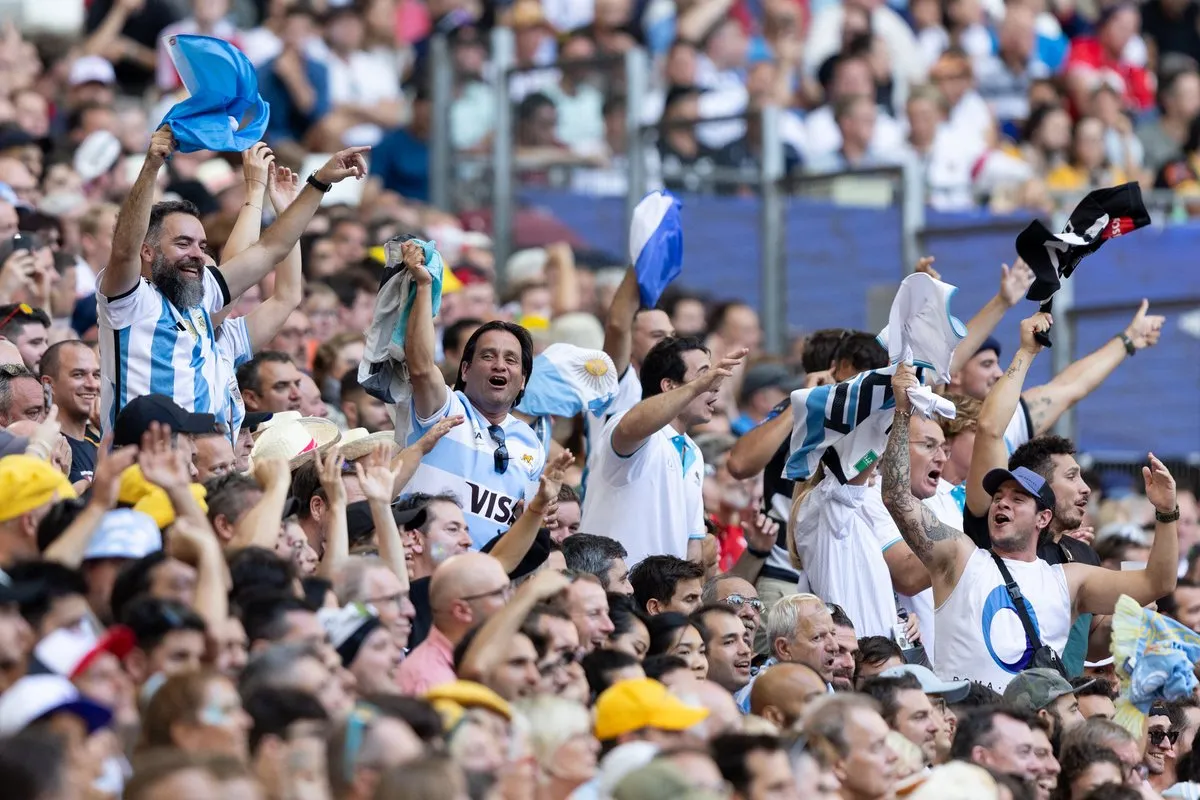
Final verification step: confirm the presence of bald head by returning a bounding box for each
[428,551,510,639]
[750,662,829,731]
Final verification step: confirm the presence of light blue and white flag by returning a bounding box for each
[786,368,899,484]
[629,190,683,308]
[159,34,269,153]
[517,344,619,419]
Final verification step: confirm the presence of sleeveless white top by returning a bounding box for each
[934,548,1072,691]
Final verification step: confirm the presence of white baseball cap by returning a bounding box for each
[880,663,971,703]
[73,130,122,184]
[83,509,162,561]
[68,56,116,87]
[34,625,136,680]
[0,674,113,735]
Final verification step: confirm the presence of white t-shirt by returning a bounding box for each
[580,412,705,566]
[793,474,897,638]
[584,366,641,478]
[934,548,1072,691]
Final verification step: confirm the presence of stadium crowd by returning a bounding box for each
[0,1,1195,800]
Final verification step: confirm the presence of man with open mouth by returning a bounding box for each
[97,126,368,446]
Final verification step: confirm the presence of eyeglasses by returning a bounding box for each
[365,592,407,612]
[723,594,765,613]
[1149,729,1180,746]
[461,582,512,603]
[538,650,580,677]
[487,424,509,474]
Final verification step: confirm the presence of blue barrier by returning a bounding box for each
[517,189,1200,456]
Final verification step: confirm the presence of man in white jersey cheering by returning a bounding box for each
[97,127,367,439]
[880,316,1181,690]
[401,240,546,549]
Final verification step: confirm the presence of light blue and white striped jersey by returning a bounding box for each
[403,390,546,549]
[97,267,231,438]
[215,315,252,443]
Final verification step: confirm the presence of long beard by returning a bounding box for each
[151,251,205,309]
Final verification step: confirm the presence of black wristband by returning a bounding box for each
[306,171,332,193]
[746,546,772,559]
[1117,332,1136,356]
[1156,506,1181,524]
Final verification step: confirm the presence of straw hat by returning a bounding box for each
[251,410,301,440]
[339,428,398,462]
[249,417,341,471]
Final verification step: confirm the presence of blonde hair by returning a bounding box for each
[787,465,825,570]
[512,696,593,777]
[886,730,925,780]
[938,392,981,440]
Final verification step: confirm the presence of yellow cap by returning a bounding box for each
[118,465,154,506]
[593,678,709,741]
[424,680,512,722]
[0,455,76,523]
[132,483,208,529]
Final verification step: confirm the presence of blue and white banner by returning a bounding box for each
[629,190,683,308]
[517,344,619,419]
[160,34,269,153]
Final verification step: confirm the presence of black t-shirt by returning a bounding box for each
[408,576,431,651]
[66,430,100,484]
[1141,0,1200,66]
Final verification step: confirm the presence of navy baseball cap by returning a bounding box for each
[977,336,1002,358]
[983,466,1057,511]
[113,394,216,447]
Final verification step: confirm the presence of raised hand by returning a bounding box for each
[138,422,193,490]
[743,512,780,554]
[401,239,431,287]
[1063,526,1095,546]
[1124,299,1165,351]
[266,163,301,212]
[315,445,346,507]
[168,515,219,565]
[999,259,1035,307]
[522,568,571,601]
[914,256,940,281]
[315,146,370,185]
[25,405,60,462]
[1144,453,1178,514]
[146,126,175,168]
[242,142,274,190]
[90,434,138,509]
[251,456,291,491]
[1018,312,1053,354]
[355,445,399,505]
[692,348,749,393]
[534,449,573,513]
[890,362,918,414]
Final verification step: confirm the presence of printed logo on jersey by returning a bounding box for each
[980,584,1041,674]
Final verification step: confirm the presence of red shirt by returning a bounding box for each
[1065,37,1155,113]
[711,517,748,572]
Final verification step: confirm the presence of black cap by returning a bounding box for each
[113,394,216,447]
[345,499,428,543]
[481,528,553,581]
[243,411,274,434]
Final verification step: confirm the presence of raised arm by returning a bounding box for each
[1069,454,1179,612]
[880,364,971,584]
[389,416,464,497]
[100,126,173,298]
[950,259,1034,375]
[228,459,292,551]
[602,266,640,378]
[1021,300,1164,436]
[243,164,304,351]
[221,143,271,262]
[218,146,368,301]
[401,239,450,418]
[43,436,138,568]
[965,313,1049,518]
[727,401,791,479]
[354,448,410,589]
[489,450,571,574]
[316,446,349,579]
[611,348,747,456]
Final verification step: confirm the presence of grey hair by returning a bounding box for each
[334,555,390,604]
[238,642,324,698]
[764,593,825,656]
[803,694,882,756]
[0,365,37,416]
[560,533,627,588]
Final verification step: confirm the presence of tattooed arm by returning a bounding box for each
[964,313,1050,519]
[881,365,971,585]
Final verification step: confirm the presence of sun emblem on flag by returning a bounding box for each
[521,453,535,467]
[583,358,609,376]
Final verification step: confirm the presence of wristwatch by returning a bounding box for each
[1156,506,1181,524]
[1117,332,1136,356]
[306,171,332,193]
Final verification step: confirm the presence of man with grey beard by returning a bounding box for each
[97,126,368,443]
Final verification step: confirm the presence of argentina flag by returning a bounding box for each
[629,190,683,308]
[160,34,269,153]
[517,344,619,419]
[786,368,899,484]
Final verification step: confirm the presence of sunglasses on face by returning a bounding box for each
[723,594,765,613]
[1149,729,1180,746]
